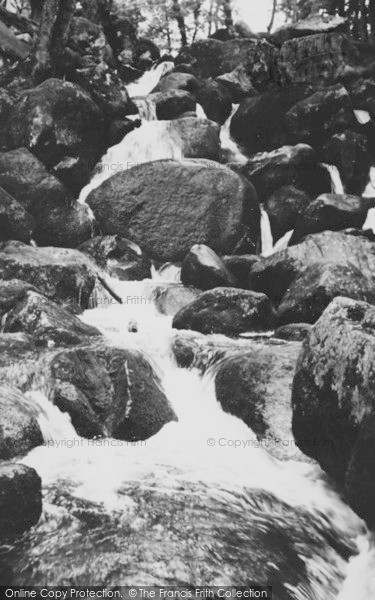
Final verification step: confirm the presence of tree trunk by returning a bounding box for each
[172,0,187,46]
[358,0,368,40]
[208,0,214,35]
[370,0,375,42]
[222,0,234,33]
[33,0,76,82]
[268,0,277,32]
[192,1,201,42]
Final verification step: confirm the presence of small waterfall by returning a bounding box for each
[273,229,294,253]
[321,163,345,194]
[196,103,208,119]
[133,96,157,121]
[260,207,274,256]
[354,109,371,125]
[78,120,184,203]
[25,390,77,445]
[152,263,182,283]
[127,61,175,98]
[362,166,375,232]
[220,104,248,165]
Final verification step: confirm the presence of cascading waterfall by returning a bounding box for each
[1,274,370,595]
[126,61,175,98]
[220,104,249,165]
[260,207,274,256]
[132,96,157,121]
[3,65,375,597]
[78,121,184,203]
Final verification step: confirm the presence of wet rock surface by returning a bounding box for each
[181,244,236,291]
[0,241,97,309]
[173,288,275,336]
[215,339,305,461]
[0,385,43,460]
[88,159,260,262]
[43,342,177,440]
[0,463,42,537]
[292,297,375,527]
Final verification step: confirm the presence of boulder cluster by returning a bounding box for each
[1,4,375,537]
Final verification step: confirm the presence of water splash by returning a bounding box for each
[354,109,371,125]
[127,61,175,98]
[78,120,184,203]
[321,163,345,194]
[273,229,294,253]
[362,166,375,232]
[133,96,157,121]
[260,207,274,256]
[220,104,248,165]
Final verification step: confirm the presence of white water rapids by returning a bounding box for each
[2,65,375,594]
[10,274,374,595]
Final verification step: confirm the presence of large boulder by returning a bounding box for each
[173,288,274,336]
[78,235,151,281]
[181,244,236,291]
[195,79,232,125]
[285,84,355,147]
[249,230,375,305]
[277,31,346,86]
[153,284,200,317]
[34,201,94,248]
[0,186,34,244]
[3,291,101,347]
[0,463,42,536]
[215,340,303,460]
[153,72,200,94]
[0,279,39,319]
[216,65,257,102]
[0,148,93,247]
[222,255,260,289]
[230,86,313,154]
[0,242,97,309]
[176,38,276,87]
[292,296,375,526]
[43,343,177,439]
[276,261,375,326]
[148,89,196,120]
[0,385,43,459]
[290,193,369,244]
[87,159,260,262]
[264,185,311,241]
[0,148,72,214]
[4,79,106,187]
[170,118,221,160]
[322,130,370,195]
[241,144,330,199]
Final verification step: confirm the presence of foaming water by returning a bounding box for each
[260,207,274,256]
[78,120,184,202]
[127,61,175,97]
[273,229,294,253]
[1,274,368,592]
[220,104,248,165]
[133,96,157,120]
[362,166,375,232]
[321,163,345,194]
[151,262,182,283]
[354,109,371,125]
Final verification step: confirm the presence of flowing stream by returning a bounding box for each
[1,67,375,596]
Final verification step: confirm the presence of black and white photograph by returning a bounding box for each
[0,0,375,597]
